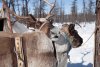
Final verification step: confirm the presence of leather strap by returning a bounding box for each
[15,37,25,67]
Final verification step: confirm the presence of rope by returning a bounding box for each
[39,22,47,30]
[68,30,95,63]
[82,31,95,46]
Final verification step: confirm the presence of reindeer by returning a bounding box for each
[0,0,58,67]
[28,1,83,67]
[1,0,83,67]
[50,24,83,67]
[12,0,56,38]
[0,31,58,67]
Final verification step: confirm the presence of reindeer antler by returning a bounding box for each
[43,0,56,19]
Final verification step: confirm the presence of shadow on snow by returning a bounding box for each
[67,62,93,67]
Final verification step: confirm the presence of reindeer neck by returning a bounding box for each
[40,23,51,37]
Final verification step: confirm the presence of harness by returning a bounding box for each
[14,36,25,67]
[39,22,48,30]
[60,31,72,53]
[59,31,74,62]
[61,33,73,62]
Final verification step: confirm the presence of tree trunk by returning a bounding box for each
[25,0,29,16]
[94,0,100,67]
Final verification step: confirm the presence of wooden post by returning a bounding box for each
[94,0,100,67]
[7,10,13,33]
[2,0,13,33]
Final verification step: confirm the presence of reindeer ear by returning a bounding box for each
[69,24,75,30]
[68,24,75,35]
[29,14,37,21]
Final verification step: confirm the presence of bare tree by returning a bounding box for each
[60,0,65,23]
[83,0,87,22]
[10,0,15,12]
[88,0,94,14]
[33,0,46,18]
[39,0,46,18]
[25,0,30,16]
[21,0,30,16]
[22,0,25,16]
[34,7,39,18]
[82,0,87,26]
[32,0,39,18]
[16,0,20,15]
[71,0,78,23]
[87,0,95,22]
[52,1,60,22]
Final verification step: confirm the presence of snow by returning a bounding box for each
[54,22,95,67]
[12,22,34,33]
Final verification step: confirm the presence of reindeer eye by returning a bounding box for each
[51,32,55,34]
[59,32,60,34]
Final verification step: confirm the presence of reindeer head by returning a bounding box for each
[14,0,56,37]
[38,0,56,37]
[61,24,83,48]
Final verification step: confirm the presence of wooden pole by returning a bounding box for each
[94,0,100,67]
[2,0,13,33]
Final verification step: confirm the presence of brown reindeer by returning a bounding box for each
[20,0,56,38]
[30,0,56,38]
[0,31,57,67]
[0,0,58,67]
[61,24,83,48]
[50,23,83,67]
